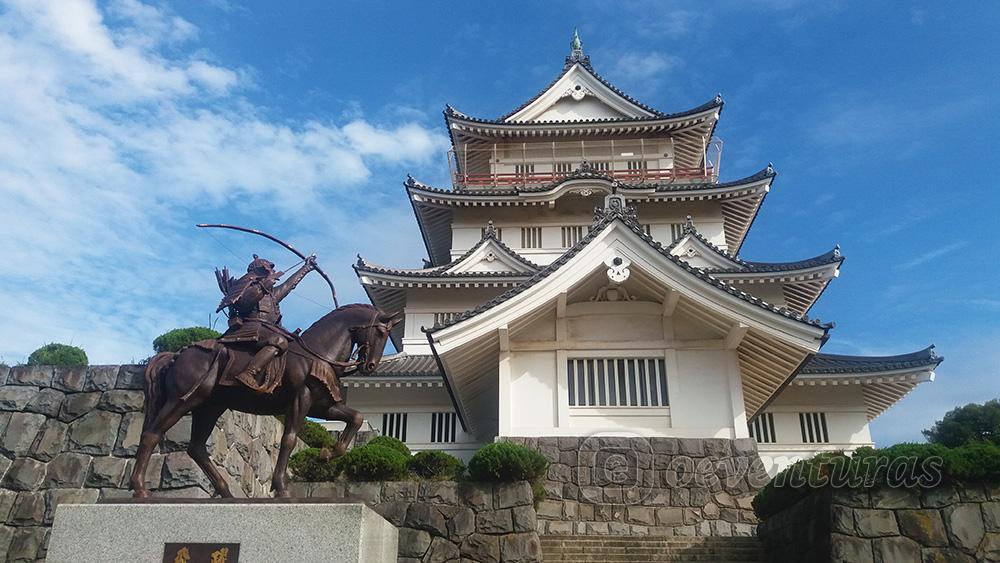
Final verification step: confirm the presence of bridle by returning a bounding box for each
[290,307,389,374]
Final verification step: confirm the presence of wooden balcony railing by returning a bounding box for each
[453,166,716,188]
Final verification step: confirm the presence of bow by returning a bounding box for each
[197,223,339,308]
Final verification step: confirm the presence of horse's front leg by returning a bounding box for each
[272,386,310,497]
[322,403,364,458]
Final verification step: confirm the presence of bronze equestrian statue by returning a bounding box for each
[130,243,400,498]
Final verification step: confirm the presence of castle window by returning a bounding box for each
[750,412,776,444]
[670,223,685,242]
[381,412,408,441]
[567,358,668,407]
[433,312,459,326]
[554,162,574,175]
[430,412,457,443]
[591,161,611,172]
[514,164,535,177]
[521,227,542,248]
[627,160,647,172]
[798,412,829,443]
[561,226,584,247]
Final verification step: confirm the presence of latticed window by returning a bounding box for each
[554,162,574,175]
[567,358,668,407]
[514,164,535,176]
[521,227,542,248]
[750,412,776,444]
[642,224,652,237]
[561,226,584,247]
[591,161,611,172]
[433,312,459,326]
[381,412,407,441]
[799,412,829,443]
[430,412,457,443]
[670,223,685,242]
[627,160,648,172]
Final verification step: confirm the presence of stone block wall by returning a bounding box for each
[290,480,542,563]
[502,436,766,537]
[757,482,1000,562]
[0,365,290,562]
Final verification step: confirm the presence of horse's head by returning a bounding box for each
[351,309,402,375]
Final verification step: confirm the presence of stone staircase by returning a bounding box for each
[540,535,767,563]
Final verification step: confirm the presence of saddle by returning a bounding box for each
[190,339,342,402]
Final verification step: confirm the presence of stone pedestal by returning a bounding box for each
[46,502,398,563]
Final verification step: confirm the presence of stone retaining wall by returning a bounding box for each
[757,482,1000,562]
[290,480,542,563]
[502,436,765,537]
[0,365,290,561]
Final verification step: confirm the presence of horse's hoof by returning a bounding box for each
[331,444,347,458]
[273,490,290,499]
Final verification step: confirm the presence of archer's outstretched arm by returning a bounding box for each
[272,256,316,302]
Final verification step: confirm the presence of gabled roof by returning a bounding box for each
[665,217,843,315]
[407,166,776,266]
[792,346,942,420]
[425,197,831,433]
[355,225,539,281]
[429,203,830,334]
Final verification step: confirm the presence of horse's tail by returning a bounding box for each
[143,352,176,432]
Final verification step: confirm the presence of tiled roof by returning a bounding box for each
[347,354,441,378]
[426,203,833,334]
[446,96,723,127]
[406,165,775,198]
[665,215,843,274]
[355,227,539,279]
[800,346,942,375]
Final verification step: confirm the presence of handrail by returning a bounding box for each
[453,166,716,188]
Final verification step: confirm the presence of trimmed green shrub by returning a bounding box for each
[340,444,409,481]
[752,441,1000,520]
[366,435,411,457]
[27,343,87,366]
[467,442,549,482]
[153,327,222,353]
[409,451,465,480]
[299,421,335,449]
[289,448,341,482]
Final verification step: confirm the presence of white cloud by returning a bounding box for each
[0,0,446,363]
[895,242,968,271]
[611,52,683,83]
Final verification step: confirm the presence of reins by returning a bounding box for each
[287,308,382,374]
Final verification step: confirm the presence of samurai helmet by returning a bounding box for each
[247,254,275,277]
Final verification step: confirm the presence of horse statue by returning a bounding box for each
[129,304,400,498]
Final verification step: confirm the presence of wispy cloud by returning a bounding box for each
[895,242,968,271]
[0,0,446,362]
[610,52,683,84]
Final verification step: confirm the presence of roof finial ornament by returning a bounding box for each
[684,215,696,233]
[483,220,498,239]
[565,28,591,69]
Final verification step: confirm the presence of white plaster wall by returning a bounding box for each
[324,384,481,461]
[508,351,559,430]
[755,384,875,476]
[669,350,742,438]
[533,96,629,122]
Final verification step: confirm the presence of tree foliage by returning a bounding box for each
[923,400,1000,447]
[152,327,221,353]
[27,343,88,366]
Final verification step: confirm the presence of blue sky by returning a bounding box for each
[0,1,996,444]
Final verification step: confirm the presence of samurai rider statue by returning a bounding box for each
[214,253,316,392]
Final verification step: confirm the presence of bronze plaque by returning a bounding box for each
[162,543,240,563]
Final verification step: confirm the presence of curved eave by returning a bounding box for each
[407,167,774,205]
[714,259,842,316]
[794,347,942,420]
[446,99,721,136]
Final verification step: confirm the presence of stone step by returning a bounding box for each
[540,535,765,563]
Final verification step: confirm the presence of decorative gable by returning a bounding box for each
[505,64,656,123]
[446,238,538,275]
